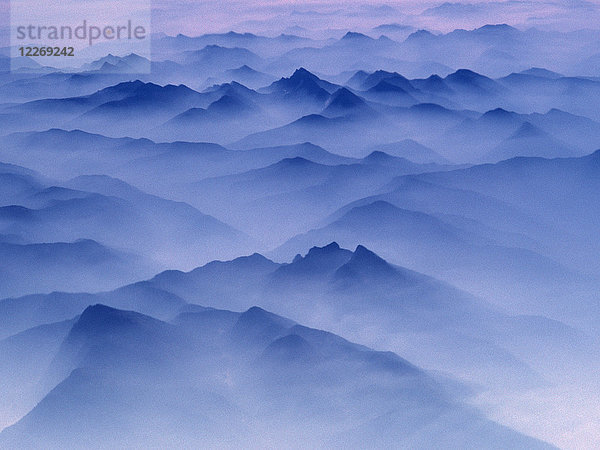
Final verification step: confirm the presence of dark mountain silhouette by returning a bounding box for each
[322,88,373,116]
[0,303,554,449]
[262,67,335,102]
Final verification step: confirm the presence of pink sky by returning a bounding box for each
[149,0,600,36]
[2,0,598,42]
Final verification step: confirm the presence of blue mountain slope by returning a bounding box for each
[0,172,44,204]
[359,70,417,92]
[0,319,76,430]
[0,240,153,299]
[273,199,575,311]
[180,45,263,70]
[0,304,554,449]
[261,67,332,105]
[0,173,255,271]
[321,87,375,117]
[368,140,450,164]
[222,65,277,88]
[142,244,581,388]
[486,121,577,161]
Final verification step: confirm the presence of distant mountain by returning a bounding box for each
[153,31,315,59]
[0,166,254,276]
[500,73,600,121]
[526,109,600,153]
[410,74,454,94]
[222,65,277,88]
[261,67,334,104]
[0,81,209,138]
[57,175,254,269]
[0,239,153,299]
[178,154,447,241]
[437,105,600,162]
[70,82,206,135]
[440,108,525,161]
[373,24,415,33]
[345,70,370,88]
[233,112,396,155]
[120,141,354,187]
[0,164,45,204]
[81,53,151,73]
[381,152,600,323]
[413,150,600,242]
[165,92,264,137]
[0,72,133,103]
[369,80,420,106]
[360,151,451,173]
[341,31,374,42]
[444,69,503,94]
[518,67,563,79]
[368,140,451,164]
[486,122,577,161]
[322,88,374,117]
[406,29,437,42]
[0,129,163,179]
[359,70,417,92]
[179,45,263,72]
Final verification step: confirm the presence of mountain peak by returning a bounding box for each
[229,252,278,269]
[351,245,394,270]
[277,156,318,167]
[480,108,520,124]
[341,31,373,41]
[448,68,484,80]
[291,67,317,80]
[518,67,563,79]
[231,64,256,74]
[317,241,339,249]
[475,24,518,33]
[323,88,369,114]
[329,87,363,103]
[363,151,399,163]
[231,306,295,346]
[306,241,341,256]
[261,334,317,363]
[334,244,397,280]
[406,29,435,41]
[70,304,156,338]
[207,94,255,114]
[274,242,353,278]
[237,307,294,329]
[369,80,409,93]
[266,68,330,102]
[510,121,544,139]
[361,70,414,92]
[295,114,331,125]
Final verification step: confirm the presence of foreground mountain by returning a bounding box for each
[0,304,553,449]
